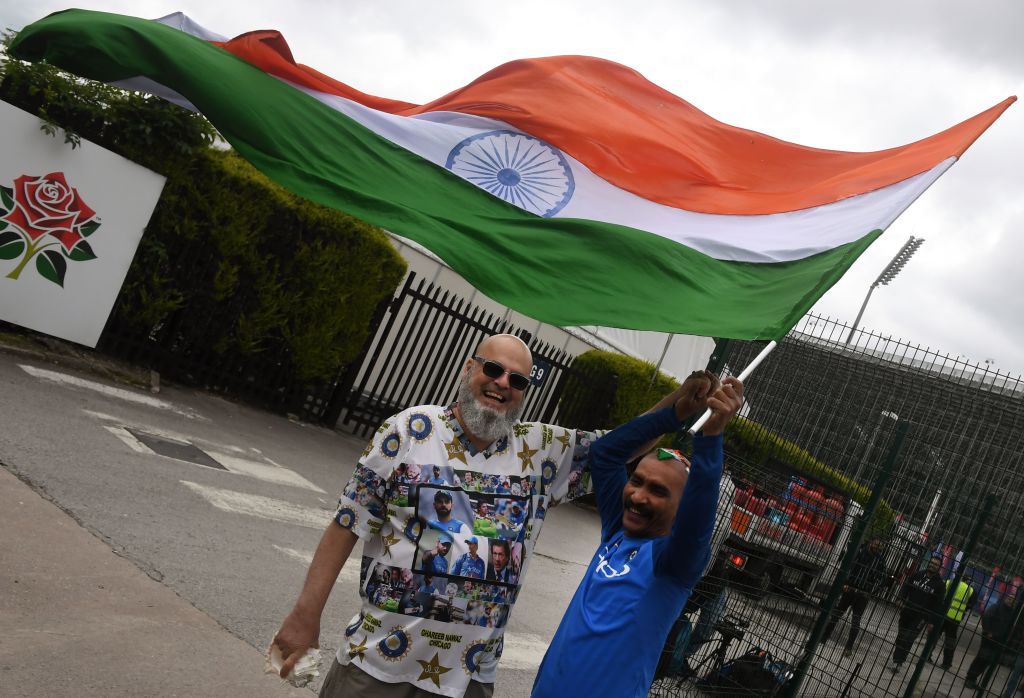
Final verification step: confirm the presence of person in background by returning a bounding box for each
[929,574,975,670]
[890,556,944,672]
[967,591,1017,689]
[823,538,887,658]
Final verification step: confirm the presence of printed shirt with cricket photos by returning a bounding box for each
[333,404,598,696]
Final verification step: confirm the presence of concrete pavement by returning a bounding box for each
[0,465,309,698]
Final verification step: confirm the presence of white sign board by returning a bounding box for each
[0,101,166,347]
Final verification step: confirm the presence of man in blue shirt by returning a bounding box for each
[451,536,486,578]
[427,490,470,535]
[427,465,447,485]
[532,372,743,698]
[421,532,453,574]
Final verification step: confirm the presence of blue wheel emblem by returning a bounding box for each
[345,613,364,637]
[445,130,575,217]
[377,627,412,661]
[381,432,401,459]
[404,515,422,542]
[462,641,488,676]
[541,459,556,487]
[336,507,357,530]
[408,413,433,442]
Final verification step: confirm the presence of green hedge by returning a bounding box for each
[568,349,678,428]
[122,148,405,381]
[0,38,406,383]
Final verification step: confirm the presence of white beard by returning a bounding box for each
[457,380,524,443]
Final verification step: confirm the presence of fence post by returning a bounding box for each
[783,420,910,697]
[903,493,996,698]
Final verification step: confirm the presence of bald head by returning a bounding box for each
[476,334,532,365]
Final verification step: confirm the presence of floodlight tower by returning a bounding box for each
[845,236,925,345]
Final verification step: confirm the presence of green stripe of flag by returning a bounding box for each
[12,10,883,338]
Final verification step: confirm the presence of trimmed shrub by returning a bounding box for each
[566,349,678,428]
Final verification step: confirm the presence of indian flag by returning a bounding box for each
[11,10,1014,338]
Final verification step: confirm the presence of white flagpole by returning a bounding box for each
[688,340,777,435]
[649,334,675,387]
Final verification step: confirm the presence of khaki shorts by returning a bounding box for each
[319,659,494,698]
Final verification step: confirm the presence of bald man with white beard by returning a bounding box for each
[271,334,693,698]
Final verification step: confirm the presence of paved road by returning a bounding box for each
[7,348,1008,698]
[0,351,599,697]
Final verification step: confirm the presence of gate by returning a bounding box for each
[330,273,616,438]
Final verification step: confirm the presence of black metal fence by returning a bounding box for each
[651,315,1024,697]
[332,272,617,438]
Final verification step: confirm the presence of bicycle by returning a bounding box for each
[690,614,750,682]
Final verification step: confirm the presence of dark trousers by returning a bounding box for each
[823,589,869,650]
[932,617,961,667]
[893,609,925,665]
[967,636,1001,683]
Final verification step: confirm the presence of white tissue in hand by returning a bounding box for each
[265,644,321,687]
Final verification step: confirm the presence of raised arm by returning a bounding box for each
[656,378,744,582]
[590,406,684,537]
[628,370,719,459]
[589,372,720,539]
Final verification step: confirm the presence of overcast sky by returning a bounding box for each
[3,1,1022,375]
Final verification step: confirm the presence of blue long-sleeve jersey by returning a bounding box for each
[532,406,724,697]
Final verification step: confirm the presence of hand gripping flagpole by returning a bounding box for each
[688,340,777,435]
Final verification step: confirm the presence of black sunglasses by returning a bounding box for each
[473,355,530,391]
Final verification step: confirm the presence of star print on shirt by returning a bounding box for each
[517,443,539,472]
[381,528,400,558]
[417,652,453,688]
[556,430,571,452]
[348,635,368,662]
[445,438,468,464]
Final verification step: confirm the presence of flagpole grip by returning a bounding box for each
[688,340,777,435]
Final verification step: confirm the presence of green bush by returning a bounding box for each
[0,38,406,384]
[123,149,405,381]
[567,350,678,428]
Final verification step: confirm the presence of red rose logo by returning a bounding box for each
[0,172,101,286]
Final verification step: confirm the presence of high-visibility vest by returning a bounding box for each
[945,580,973,622]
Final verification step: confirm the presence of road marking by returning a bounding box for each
[207,452,325,493]
[181,480,331,529]
[21,365,205,420]
[497,632,549,670]
[87,410,249,451]
[104,425,157,455]
[272,545,361,585]
[91,412,325,492]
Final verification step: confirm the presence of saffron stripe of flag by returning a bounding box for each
[10,10,1015,338]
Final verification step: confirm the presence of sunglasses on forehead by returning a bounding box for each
[473,355,531,391]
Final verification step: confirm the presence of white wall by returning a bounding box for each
[389,234,714,378]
